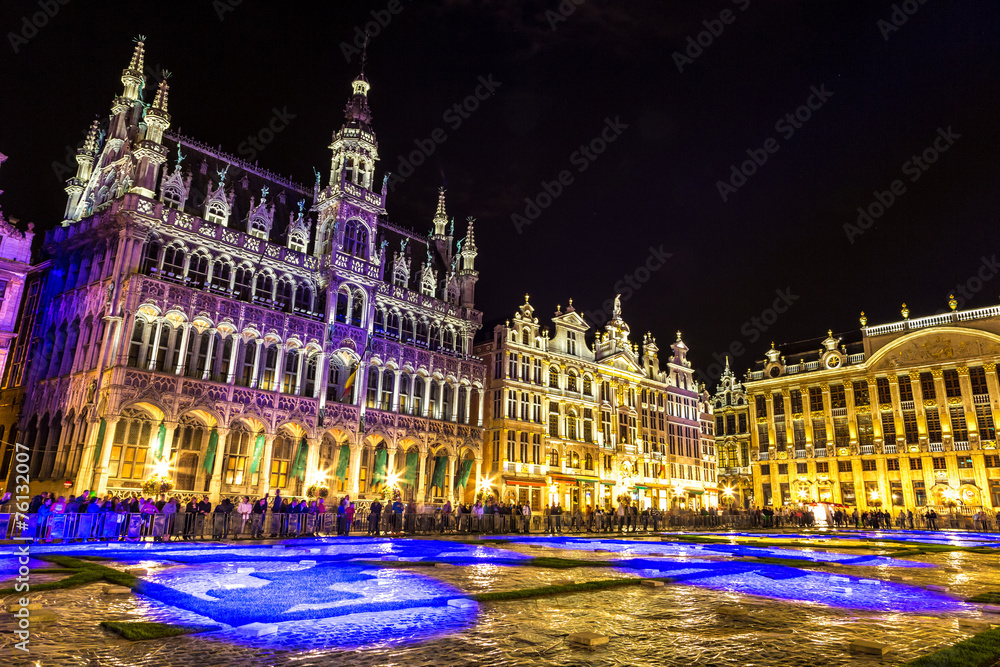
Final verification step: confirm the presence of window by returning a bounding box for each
[533,359,542,384]
[269,437,293,488]
[756,396,768,419]
[808,387,823,412]
[830,384,846,409]
[876,377,892,404]
[508,353,518,379]
[772,392,784,415]
[816,461,829,473]
[567,331,577,355]
[492,390,501,419]
[898,375,914,402]
[549,449,559,467]
[943,369,961,398]
[951,406,968,442]
[549,367,559,389]
[583,376,592,396]
[519,432,529,462]
[288,230,307,253]
[926,409,942,442]
[796,463,807,474]
[919,372,936,400]
[506,432,516,461]
[977,404,996,441]
[812,418,827,446]
[957,455,973,469]
[985,455,1000,468]
[790,390,803,414]
[903,410,919,444]
[970,367,989,396]
[853,381,870,407]
[881,413,897,442]
[861,459,877,471]
[507,390,517,419]
[342,220,368,258]
[837,460,852,473]
[520,392,529,421]
[909,457,922,470]
[532,434,541,464]
[549,407,559,437]
[777,463,788,475]
[567,373,578,392]
[533,395,542,423]
[932,457,946,470]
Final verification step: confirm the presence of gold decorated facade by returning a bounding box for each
[743,304,1000,512]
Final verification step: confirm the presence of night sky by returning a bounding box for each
[1,1,999,387]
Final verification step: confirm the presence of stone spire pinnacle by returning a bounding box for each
[152,77,170,112]
[432,187,448,236]
[120,36,146,101]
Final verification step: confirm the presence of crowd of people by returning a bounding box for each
[3,490,997,542]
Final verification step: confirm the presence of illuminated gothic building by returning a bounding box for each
[474,296,717,512]
[744,302,1000,512]
[0,152,37,482]
[709,358,753,508]
[20,40,486,503]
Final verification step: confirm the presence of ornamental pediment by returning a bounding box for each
[867,328,1000,371]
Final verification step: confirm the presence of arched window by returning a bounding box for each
[583,376,593,396]
[260,345,280,391]
[351,291,365,326]
[381,369,395,410]
[386,311,400,338]
[163,184,184,208]
[336,288,350,323]
[211,260,231,291]
[393,268,407,288]
[294,284,311,312]
[288,230,307,253]
[443,328,454,352]
[234,265,253,299]
[141,239,161,275]
[522,328,530,345]
[366,368,380,408]
[567,372,578,392]
[188,254,209,287]
[567,411,578,441]
[162,246,185,277]
[343,220,368,259]
[108,408,154,481]
[549,367,560,389]
[275,279,294,311]
[416,320,429,346]
[249,215,269,239]
[255,273,274,302]
[373,308,385,333]
[584,453,594,471]
[206,200,228,226]
[412,377,424,415]
[569,450,580,468]
[399,374,411,414]
[282,349,300,394]
[549,449,559,467]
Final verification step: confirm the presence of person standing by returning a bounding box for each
[391,497,405,536]
[237,496,252,537]
[522,502,532,534]
[441,499,452,534]
[369,498,383,536]
[346,501,356,536]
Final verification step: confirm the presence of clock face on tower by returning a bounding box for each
[826,355,842,369]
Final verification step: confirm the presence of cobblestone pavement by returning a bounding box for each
[1,531,998,666]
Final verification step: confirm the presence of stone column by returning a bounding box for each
[209,428,230,504]
[888,375,906,448]
[305,437,321,486]
[92,417,121,495]
[957,367,977,444]
[173,324,191,375]
[161,421,178,465]
[201,331,216,380]
[257,434,276,496]
[417,448,428,499]
[386,444,397,484]
[447,453,456,502]
[932,370,952,443]
[295,350,306,396]
[423,377,432,418]
[226,336,241,384]
[249,339,263,389]
[391,370,401,412]
[349,444,363,497]
[72,420,101,497]
[451,382,461,423]
[844,382,858,444]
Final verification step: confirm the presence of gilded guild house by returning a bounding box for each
[17,40,486,505]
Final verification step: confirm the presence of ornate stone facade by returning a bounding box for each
[474,296,717,512]
[710,358,752,508]
[21,40,485,504]
[744,304,1000,512]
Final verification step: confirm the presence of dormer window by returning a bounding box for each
[393,269,407,288]
[249,215,269,240]
[162,185,183,209]
[288,230,307,253]
[206,201,228,226]
[567,331,577,356]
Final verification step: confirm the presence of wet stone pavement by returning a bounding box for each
[1,532,998,666]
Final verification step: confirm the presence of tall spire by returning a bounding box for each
[120,35,146,101]
[432,187,448,236]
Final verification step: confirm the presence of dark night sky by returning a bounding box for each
[1,1,999,386]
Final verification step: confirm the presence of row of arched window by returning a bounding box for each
[141,238,324,317]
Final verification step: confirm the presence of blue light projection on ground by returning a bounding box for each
[0,533,983,649]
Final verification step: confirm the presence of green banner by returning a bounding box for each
[153,422,167,460]
[403,451,418,486]
[92,419,107,466]
[290,437,309,481]
[203,428,219,472]
[431,456,447,489]
[455,459,473,489]
[372,448,387,486]
[249,434,266,474]
[335,444,350,481]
